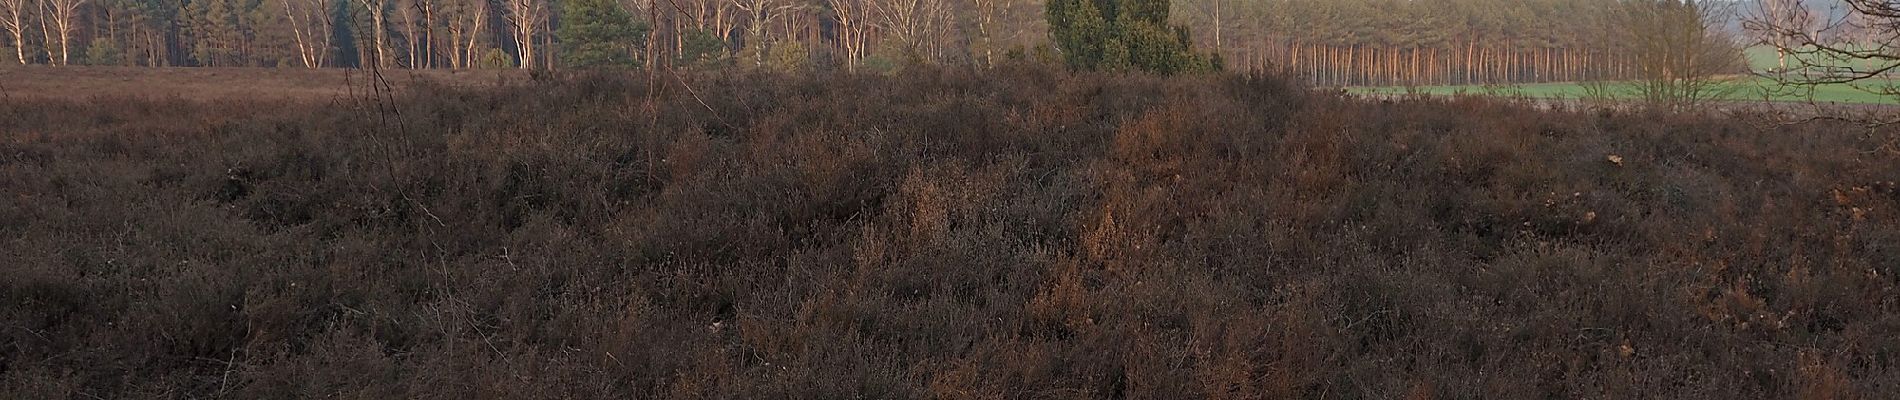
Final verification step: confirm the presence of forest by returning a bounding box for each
[1,0,1753,86]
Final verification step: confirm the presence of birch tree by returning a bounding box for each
[682,0,734,37]
[44,0,80,65]
[730,0,798,67]
[281,0,334,67]
[1750,0,1811,74]
[1748,0,1900,96]
[829,0,870,70]
[965,0,1010,67]
[36,0,54,64]
[356,0,391,68]
[396,0,434,68]
[1182,0,1229,52]
[442,0,484,68]
[507,0,547,69]
[0,0,28,65]
[867,0,949,62]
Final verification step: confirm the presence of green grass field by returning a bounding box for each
[1354,46,1900,105]
[1744,44,1899,73]
[1353,76,1900,104]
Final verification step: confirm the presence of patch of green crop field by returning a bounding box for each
[1351,76,1900,105]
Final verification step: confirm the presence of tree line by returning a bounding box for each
[1,0,1739,86]
[1176,0,1745,86]
[0,0,1063,70]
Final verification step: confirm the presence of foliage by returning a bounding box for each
[558,0,649,68]
[329,0,360,68]
[184,0,248,66]
[83,41,125,66]
[765,39,809,73]
[1045,0,1217,74]
[2,70,1897,398]
[860,51,900,74]
[678,29,730,68]
[480,47,517,69]
[1032,43,1060,65]
[0,0,1751,83]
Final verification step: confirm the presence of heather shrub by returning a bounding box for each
[3,68,1897,398]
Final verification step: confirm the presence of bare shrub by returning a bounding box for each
[2,68,1897,398]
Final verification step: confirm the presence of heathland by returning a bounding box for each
[3,67,1898,398]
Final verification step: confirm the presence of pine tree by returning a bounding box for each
[1046,0,1216,74]
[330,0,359,67]
[557,0,645,68]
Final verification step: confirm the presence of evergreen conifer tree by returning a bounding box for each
[558,0,647,68]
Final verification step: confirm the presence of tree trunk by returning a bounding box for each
[4,1,23,65]
[375,7,388,68]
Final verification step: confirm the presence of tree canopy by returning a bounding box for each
[1046,0,1217,74]
[0,0,1754,83]
[558,0,648,68]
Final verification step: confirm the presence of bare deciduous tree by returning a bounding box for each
[684,0,736,38]
[1748,0,1900,88]
[357,0,393,68]
[507,0,548,69]
[730,0,799,67]
[397,0,436,68]
[35,0,52,63]
[0,0,28,65]
[867,0,949,62]
[397,0,431,67]
[43,0,79,65]
[965,0,1013,68]
[829,0,871,70]
[1752,0,1813,74]
[1621,0,1741,110]
[1184,0,1229,52]
[443,0,485,68]
[281,0,335,68]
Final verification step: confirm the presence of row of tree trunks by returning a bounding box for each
[7,0,947,70]
[1235,41,1641,87]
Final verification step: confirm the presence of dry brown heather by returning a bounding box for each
[2,66,1899,399]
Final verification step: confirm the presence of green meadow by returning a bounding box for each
[1744,44,1900,73]
[1353,77,1900,104]
[1354,46,1900,105]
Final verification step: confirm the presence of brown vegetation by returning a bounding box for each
[2,67,1898,398]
